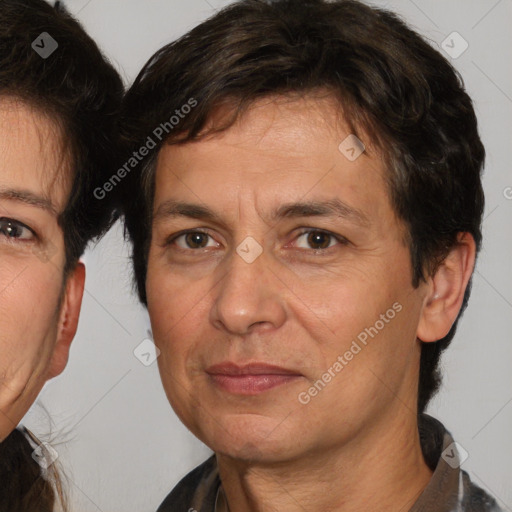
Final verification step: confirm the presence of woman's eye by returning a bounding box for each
[172,231,218,250]
[0,218,35,241]
[294,229,344,250]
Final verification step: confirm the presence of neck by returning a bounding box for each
[216,412,433,512]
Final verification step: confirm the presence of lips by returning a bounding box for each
[205,362,303,395]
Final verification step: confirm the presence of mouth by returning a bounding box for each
[205,362,303,395]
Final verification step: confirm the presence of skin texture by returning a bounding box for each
[0,98,84,441]
[146,95,475,512]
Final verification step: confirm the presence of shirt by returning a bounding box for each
[156,415,504,512]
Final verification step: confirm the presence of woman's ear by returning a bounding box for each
[417,233,476,343]
[46,261,86,379]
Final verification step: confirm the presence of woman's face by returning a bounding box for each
[0,98,84,441]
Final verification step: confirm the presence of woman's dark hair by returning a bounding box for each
[0,0,123,508]
[0,0,124,274]
[0,428,65,512]
[120,0,485,413]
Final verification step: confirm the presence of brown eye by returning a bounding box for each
[0,218,35,241]
[306,231,332,249]
[170,230,218,250]
[295,229,339,250]
[184,232,209,248]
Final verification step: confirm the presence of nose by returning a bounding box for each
[209,242,287,336]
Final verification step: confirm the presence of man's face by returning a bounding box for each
[147,95,430,462]
[0,98,84,440]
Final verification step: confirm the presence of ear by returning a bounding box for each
[47,261,86,379]
[417,233,476,343]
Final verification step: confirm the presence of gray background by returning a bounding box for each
[24,1,512,511]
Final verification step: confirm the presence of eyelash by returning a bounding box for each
[0,217,37,242]
[166,228,349,253]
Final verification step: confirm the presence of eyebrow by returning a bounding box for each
[154,198,370,228]
[0,187,57,215]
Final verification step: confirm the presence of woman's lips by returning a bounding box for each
[206,363,303,395]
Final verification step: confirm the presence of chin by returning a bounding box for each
[200,413,301,463]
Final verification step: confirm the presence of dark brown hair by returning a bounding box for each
[120,0,485,413]
[0,428,65,512]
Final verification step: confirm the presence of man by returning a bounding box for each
[0,0,122,506]
[120,0,502,510]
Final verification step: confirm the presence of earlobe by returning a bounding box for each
[417,233,476,343]
[47,261,86,379]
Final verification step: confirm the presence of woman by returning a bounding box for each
[0,0,122,509]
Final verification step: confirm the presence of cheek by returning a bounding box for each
[0,263,63,324]
[146,275,206,421]
[0,268,63,372]
[146,270,201,364]
[302,292,421,413]
[289,260,418,375]
[288,271,383,345]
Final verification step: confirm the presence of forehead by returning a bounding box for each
[0,97,70,211]
[154,95,389,217]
